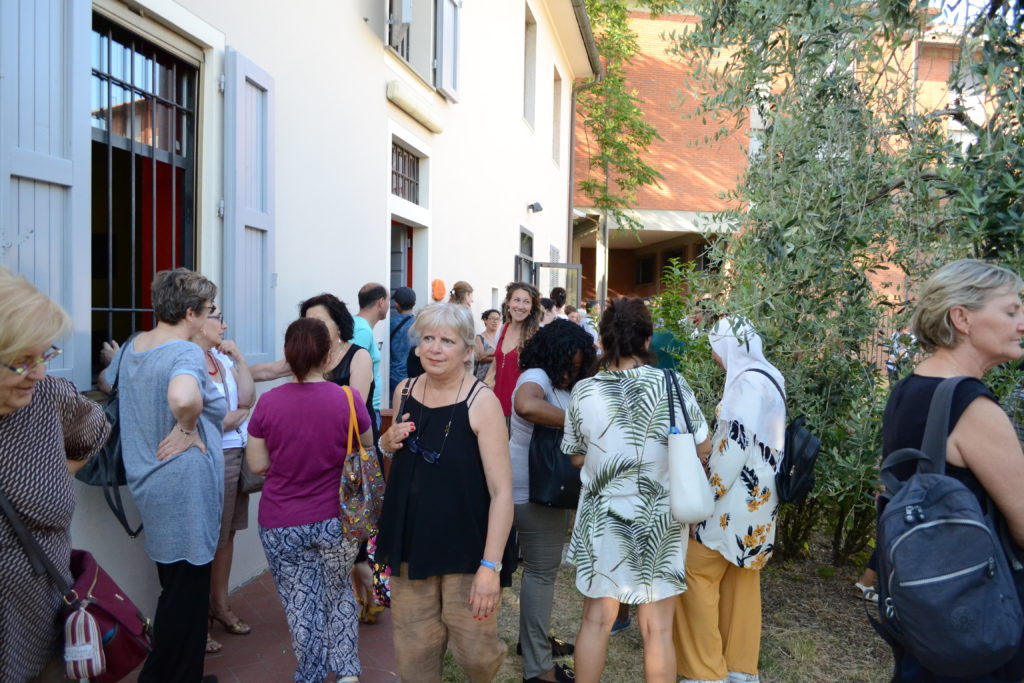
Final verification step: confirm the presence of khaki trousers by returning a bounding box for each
[673,541,762,681]
[390,565,506,683]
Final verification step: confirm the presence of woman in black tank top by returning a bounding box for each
[376,303,513,683]
[880,259,1024,682]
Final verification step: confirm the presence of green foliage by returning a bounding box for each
[654,0,1024,564]
[576,1,675,230]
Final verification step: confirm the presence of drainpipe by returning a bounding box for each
[567,0,604,304]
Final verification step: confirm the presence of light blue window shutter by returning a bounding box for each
[435,0,462,102]
[223,48,275,365]
[0,0,91,388]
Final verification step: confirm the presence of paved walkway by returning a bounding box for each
[126,570,399,683]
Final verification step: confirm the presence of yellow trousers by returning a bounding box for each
[673,541,762,681]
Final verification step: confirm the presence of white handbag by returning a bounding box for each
[664,369,715,524]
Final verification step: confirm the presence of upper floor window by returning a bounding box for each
[523,5,537,126]
[388,0,461,102]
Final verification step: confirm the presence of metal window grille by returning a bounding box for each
[391,143,420,204]
[90,14,197,376]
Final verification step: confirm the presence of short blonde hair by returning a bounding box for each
[911,259,1023,353]
[411,303,475,370]
[0,266,71,364]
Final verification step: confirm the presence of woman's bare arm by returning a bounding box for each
[249,358,291,382]
[950,397,1024,546]
[513,381,564,427]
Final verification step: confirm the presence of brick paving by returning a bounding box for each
[125,570,399,683]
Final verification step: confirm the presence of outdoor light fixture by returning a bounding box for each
[527,202,543,213]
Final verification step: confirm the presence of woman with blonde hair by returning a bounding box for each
[878,259,1024,681]
[485,282,543,419]
[377,303,513,682]
[675,317,786,683]
[0,267,110,682]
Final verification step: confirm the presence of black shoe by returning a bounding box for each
[523,663,575,683]
[516,636,575,658]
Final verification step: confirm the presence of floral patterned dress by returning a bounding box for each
[562,365,709,603]
[694,406,782,570]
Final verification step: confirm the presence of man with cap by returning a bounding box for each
[389,286,417,394]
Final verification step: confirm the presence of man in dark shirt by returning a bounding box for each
[389,286,416,394]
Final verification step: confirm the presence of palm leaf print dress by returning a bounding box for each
[562,365,709,603]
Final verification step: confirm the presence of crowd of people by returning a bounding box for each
[3,259,1024,683]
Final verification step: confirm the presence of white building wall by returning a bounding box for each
[61,0,594,606]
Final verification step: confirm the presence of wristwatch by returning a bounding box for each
[480,559,503,573]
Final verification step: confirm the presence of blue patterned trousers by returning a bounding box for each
[259,517,360,682]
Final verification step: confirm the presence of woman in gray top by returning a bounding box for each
[107,268,226,683]
[510,320,596,683]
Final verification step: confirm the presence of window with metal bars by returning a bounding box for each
[391,143,420,204]
[90,14,198,377]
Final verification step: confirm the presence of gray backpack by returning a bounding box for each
[873,376,1023,677]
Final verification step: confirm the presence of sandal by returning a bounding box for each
[854,581,879,604]
[210,608,252,635]
[205,633,223,654]
[356,594,385,625]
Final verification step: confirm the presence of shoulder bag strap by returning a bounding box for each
[341,386,356,455]
[390,315,413,340]
[667,369,695,434]
[919,376,974,474]
[0,487,73,597]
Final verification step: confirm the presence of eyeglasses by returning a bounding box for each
[209,313,224,322]
[3,346,62,375]
[405,431,451,465]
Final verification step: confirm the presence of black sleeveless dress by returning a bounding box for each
[376,378,513,586]
[328,344,380,448]
[883,373,996,503]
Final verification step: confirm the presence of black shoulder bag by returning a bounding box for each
[742,368,821,505]
[527,391,581,509]
[75,336,144,537]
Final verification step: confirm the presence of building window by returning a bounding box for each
[523,5,537,126]
[90,13,197,373]
[388,0,462,101]
[520,228,534,258]
[662,248,685,270]
[515,227,535,282]
[636,255,655,285]
[391,143,420,203]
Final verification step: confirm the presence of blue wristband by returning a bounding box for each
[480,559,502,573]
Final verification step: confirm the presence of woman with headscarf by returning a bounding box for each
[674,317,786,683]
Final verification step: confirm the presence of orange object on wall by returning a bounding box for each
[431,279,446,301]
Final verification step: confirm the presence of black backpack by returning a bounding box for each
[872,376,1023,677]
[743,368,821,505]
[75,337,143,537]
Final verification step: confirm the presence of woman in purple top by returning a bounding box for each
[246,318,372,683]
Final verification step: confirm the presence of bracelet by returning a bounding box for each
[177,424,196,436]
[377,436,395,459]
